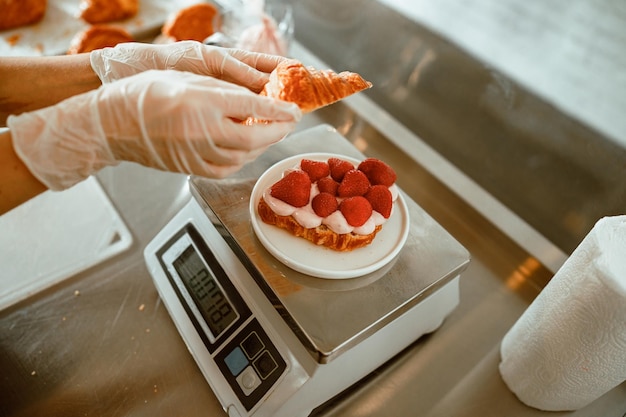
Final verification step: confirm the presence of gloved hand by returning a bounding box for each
[8,69,301,191]
[90,40,284,93]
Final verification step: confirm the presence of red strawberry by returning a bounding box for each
[365,185,393,218]
[300,159,330,182]
[328,157,354,182]
[338,169,370,197]
[312,192,338,217]
[358,158,397,186]
[340,196,372,227]
[270,170,311,207]
[317,177,339,195]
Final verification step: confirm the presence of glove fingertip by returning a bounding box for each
[277,101,302,121]
[251,97,302,122]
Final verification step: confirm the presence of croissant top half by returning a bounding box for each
[260,60,372,113]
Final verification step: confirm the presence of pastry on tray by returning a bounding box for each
[79,0,139,24]
[67,25,133,54]
[258,156,398,251]
[0,0,47,31]
[161,3,219,42]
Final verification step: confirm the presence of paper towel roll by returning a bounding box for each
[499,215,626,411]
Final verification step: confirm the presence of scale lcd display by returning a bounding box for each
[173,245,239,339]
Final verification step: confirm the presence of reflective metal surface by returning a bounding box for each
[188,125,469,363]
[293,0,626,256]
[1,1,625,416]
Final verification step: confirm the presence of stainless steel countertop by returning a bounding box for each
[293,0,626,259]
[1,1,625,415]
[2,106,624,417]
[188,126,469,364]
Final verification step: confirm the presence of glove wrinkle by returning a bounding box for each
[11,50,301,191]
[90,41,281,93]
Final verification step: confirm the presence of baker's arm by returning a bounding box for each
[0,129,47,215]
[2,69,300,216]
[0,54,101,127]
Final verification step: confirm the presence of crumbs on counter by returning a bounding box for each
[5,33,21,46]
[138,303,145,311]
[74,290,80,296]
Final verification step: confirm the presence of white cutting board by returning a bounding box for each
[0,176,133,310]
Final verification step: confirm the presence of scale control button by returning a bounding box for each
[241,332,264,359]
[224,347,248,377]
[236,366,261,396]
[253,350,278,380]
[226,405,242,417]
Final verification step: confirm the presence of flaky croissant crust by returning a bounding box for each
[260,60,372,113]
[258,197,382,252]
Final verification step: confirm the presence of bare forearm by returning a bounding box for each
[0,54,101,127]
[0,130,47,215]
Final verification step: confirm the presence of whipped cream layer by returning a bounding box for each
[263,166,399,236]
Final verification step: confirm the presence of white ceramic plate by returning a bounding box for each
[249,153,410,279]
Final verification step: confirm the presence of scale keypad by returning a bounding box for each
[242,332,264,358]
[216,319,286,411]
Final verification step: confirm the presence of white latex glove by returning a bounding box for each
[8,70,301,191]
[90,40,283,92]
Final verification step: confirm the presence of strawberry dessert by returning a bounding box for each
[257,156,399,251]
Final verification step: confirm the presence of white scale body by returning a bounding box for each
[143,125,470,417]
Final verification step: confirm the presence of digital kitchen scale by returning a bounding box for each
[144,125,470,417]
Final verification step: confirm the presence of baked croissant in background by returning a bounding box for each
[79,0,138,24]
[0,0,47,31]
[67,25,133,54]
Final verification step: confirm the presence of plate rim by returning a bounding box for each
[249,152,410,279]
